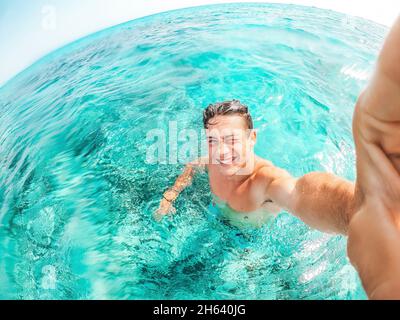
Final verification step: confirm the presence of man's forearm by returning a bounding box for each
[377,16,400,86]
[360,16,400,125]
[292,172,358,234]
[163,164,195,202]
[174,164,195,192]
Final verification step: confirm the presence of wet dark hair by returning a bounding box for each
[203,99,253,129]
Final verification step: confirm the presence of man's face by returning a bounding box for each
[206,115,256,176]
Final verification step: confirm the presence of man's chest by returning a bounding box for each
[208,171,266,213]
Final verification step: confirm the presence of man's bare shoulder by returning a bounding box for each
[253,157,291,182]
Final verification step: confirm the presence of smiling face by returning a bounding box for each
[206,115,257,177]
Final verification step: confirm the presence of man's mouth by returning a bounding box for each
[217,156,237,165]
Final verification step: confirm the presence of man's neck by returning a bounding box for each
[225,154,257,184]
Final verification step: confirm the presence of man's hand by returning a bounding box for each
[347,16,400,299]
[347,100,400,298]
[154,198,176,221]
[348,94,400,299]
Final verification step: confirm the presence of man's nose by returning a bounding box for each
[219,142,231,159]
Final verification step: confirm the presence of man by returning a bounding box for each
[156,17,400,299]
[156,99,356,232]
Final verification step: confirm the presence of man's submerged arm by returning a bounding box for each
[167,157,208,198]
[262,167,357,234]
[155,157,207,218]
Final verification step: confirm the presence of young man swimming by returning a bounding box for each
[155,99,356,231]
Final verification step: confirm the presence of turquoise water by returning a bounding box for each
[0,3,387,299]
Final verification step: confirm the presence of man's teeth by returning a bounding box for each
[219,157,235,164]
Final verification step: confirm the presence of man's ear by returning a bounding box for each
[250,129,257,146]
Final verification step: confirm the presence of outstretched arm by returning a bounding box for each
[347,16,400,299]
[259,17,400,299]
[292,172,356,234]
[154,157,207,220]
[259,166,356,234]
